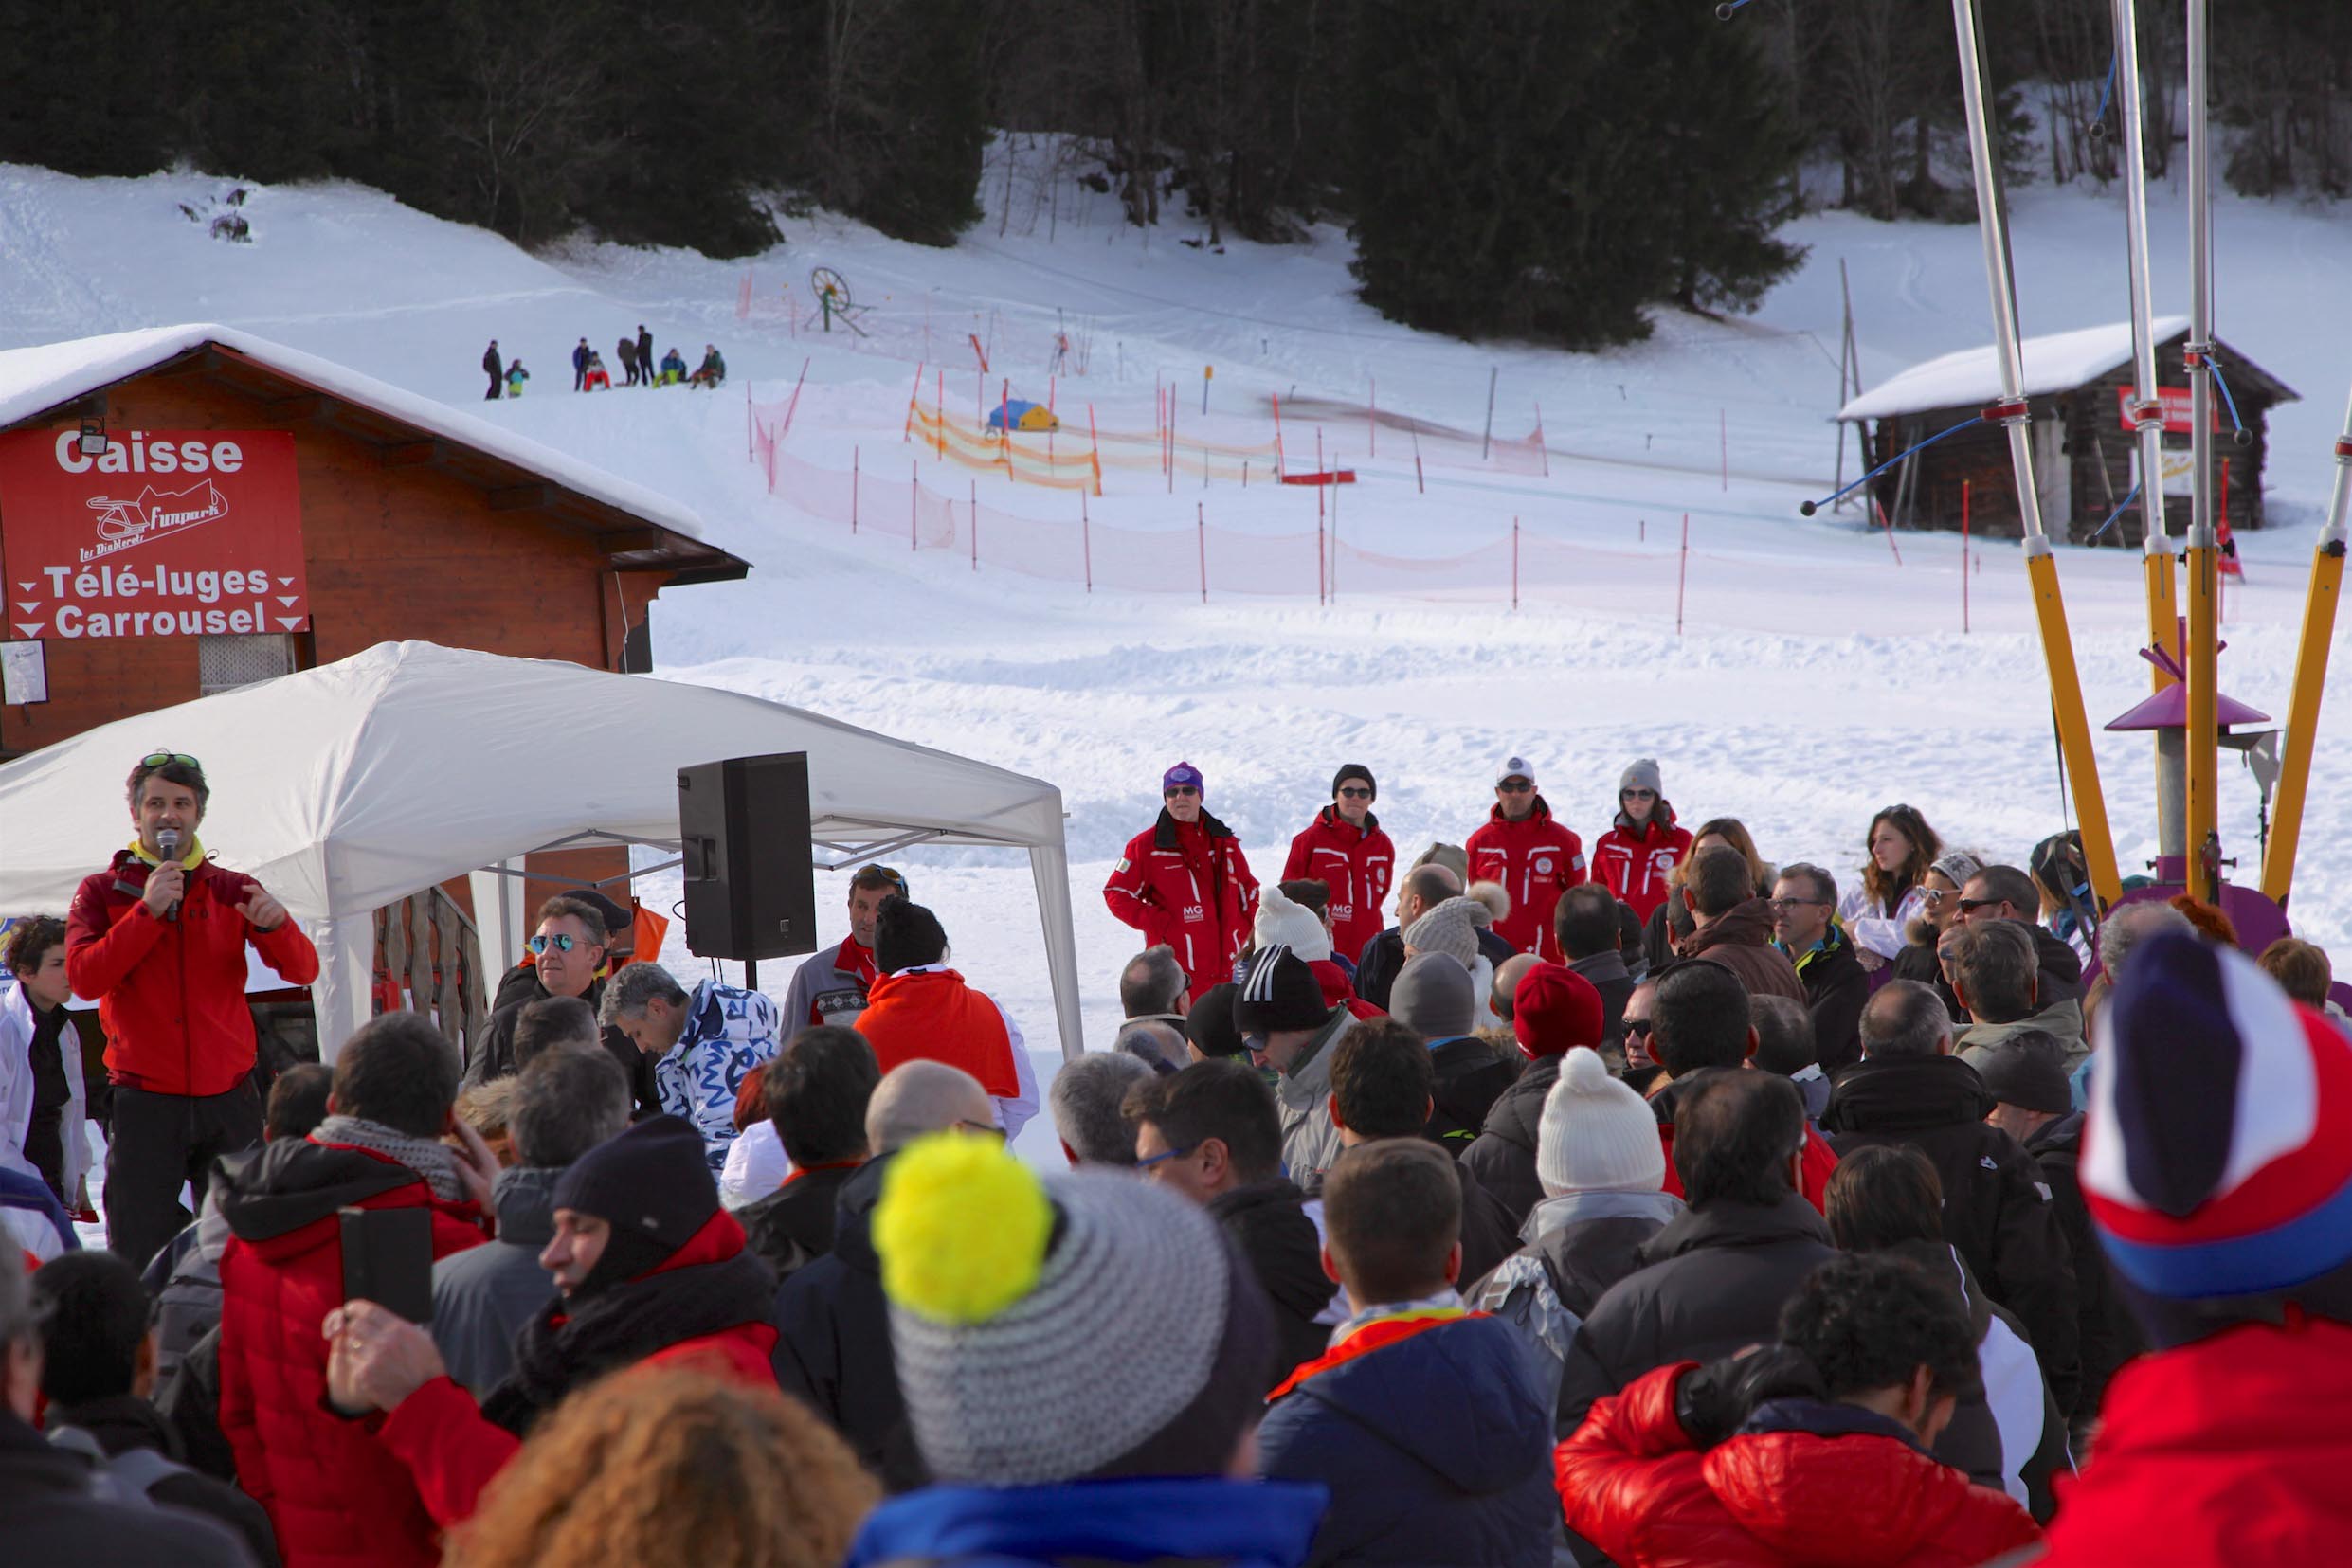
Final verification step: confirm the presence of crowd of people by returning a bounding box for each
[4,747,2351,1565]
[477,334,715,400]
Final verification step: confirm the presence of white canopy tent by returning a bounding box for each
[0,640,1084,1060]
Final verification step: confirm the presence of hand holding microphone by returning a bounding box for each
[148,829,186,921]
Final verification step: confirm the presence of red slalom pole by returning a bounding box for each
[1676,513,1690,636]
[1197,504,1208,604]
[904,361,925,444]
[1318,515,1327,604]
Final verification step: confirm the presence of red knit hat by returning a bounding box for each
[1512,963,1604,1060]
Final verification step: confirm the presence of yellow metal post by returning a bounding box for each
[2030,551,2126,910]
[2183,528,2221,897]
[2260,433,2352,904]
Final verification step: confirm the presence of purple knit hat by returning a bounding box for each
[1162,761,1205,797]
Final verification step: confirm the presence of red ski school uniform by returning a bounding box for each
[1104,808,1258,1000]
[1466,797,1585,963]
[1282,807,1394,970]
[1590,805,1693,924]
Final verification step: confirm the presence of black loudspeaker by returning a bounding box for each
[678,752,818,961]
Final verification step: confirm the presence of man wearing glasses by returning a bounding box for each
[1769,863,1869,1077]
[1280,764,1394,972]
[1466,755,1586,963]
[782,864,907,1032]
[465,896,612,1089]
[1104,762,1258,1002]
[66,750,319,1269]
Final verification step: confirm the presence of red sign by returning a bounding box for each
[2114,386,2223,436]
[0,428,309,640]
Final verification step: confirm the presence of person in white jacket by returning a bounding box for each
[1,916,91,1217]
[1836,804,1945,968]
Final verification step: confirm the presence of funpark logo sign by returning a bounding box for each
[0,428,310,640]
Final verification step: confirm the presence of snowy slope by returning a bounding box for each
[4,152,2348,1166]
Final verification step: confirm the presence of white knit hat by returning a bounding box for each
[1537,1047,1667,1197]
[1253,881,1331,963]
[1404,894,1492,969]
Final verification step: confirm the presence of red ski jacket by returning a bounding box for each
[1467,799,1585,962]
[1555,1361,2040,1568]
[216,1139,491,1568]
[67,847,319,1097]
[1104,809,1257,1000]
[1281,808,1395,970]
[1591,808,1694,923]
[2031,1312,2352,1566]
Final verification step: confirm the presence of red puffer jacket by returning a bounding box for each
[1282,808,1395,968]
[217,1137,490,1568]
[1591,807,1693,923]
[67,849,320,1096]
[377,1209,782,1531]
[1104,809,1258,1000]
[2031,1312,2352,1565]
[1556,1361,2039,1568]
[1466,799,1585,962]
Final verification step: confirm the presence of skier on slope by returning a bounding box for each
[1466,754,1586,962]
[481,340,502,401]
[1104,763,1257,1003]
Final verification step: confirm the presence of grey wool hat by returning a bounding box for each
[1404,894,1493,970]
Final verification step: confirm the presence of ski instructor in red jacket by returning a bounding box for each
[1280,763,1394,968]
[1466,754,1585,962]
[1104,762,1257,1002]
[66,749,319,1271]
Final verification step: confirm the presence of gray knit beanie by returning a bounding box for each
[879,1144,1274,1485]
[1931,847,1988,888]
[1405,894,1492,969]
[1391,951,1476,1040]
[1619,758,1663,798]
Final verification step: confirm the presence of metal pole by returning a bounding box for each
[2182,0,2222,900]
[2260,390,2352,904]
[1481,367,1497,460]
[1950,0,2122,910]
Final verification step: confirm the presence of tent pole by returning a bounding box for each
[2259,391,2352,906]
[2182,0,2222,901]
[1950,0,2122,910]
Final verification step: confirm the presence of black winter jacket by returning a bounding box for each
[1209,1178,1336,1386]
[2023,1109,2144,1420]
[1821,1054,2080,1408]
[1891,920,2084,1021]
[1787,929,1870,1076]
[44,1394,280,1566]
[739,1162,859,1284]
[0,1408,255,1568]
[1460,1054,1561,1231]
[771,1154,928,1492]
[1427,1036,1516,1150]
[1555,1192,1836,1439]
[1565,950,1635,1048]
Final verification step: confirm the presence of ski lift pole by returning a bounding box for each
[2258,386,2352,905]
[1950,0,2121,910]
[2182,0,2222,901]
[2109,0,2179,719]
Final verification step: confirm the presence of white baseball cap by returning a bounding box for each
[1495,756,1536,785]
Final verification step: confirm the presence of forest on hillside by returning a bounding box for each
[4,0,2344,348]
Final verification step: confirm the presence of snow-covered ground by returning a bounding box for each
[5,145,2348,1166]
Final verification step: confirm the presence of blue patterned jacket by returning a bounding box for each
[654,980,784,1171]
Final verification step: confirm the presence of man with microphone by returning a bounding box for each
[66,750,318,1270]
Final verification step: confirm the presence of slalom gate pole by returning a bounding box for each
[905,362,925,443]
[1000,380,1015,484]
[1197,504,1207,604]
[1319,515,1327,605]
[2112,0,2182,838]
[1482,367,1497,460]
[2260,389,2352,904]
[781,357,810,441]
[1883,505,1903,566]
[2183,0,2222,900]
[1082,489,1094,593]
[1951,0,2121,910]
[1962,479,1971,632]
[1535,401,1549,477]
[1274,392,1287,478]
[1676,514,1690,636]
[1412,425,1424,494]
[937,370,946,458]
[853,446,859,533]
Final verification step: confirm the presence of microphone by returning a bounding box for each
[156,828,183,921]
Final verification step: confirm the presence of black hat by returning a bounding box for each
[1185,982,1247,1058]
[1232,946,1329,1034]
[573,889,632,938]
[875,896,949,975]
[1970,1033,2074,1116]
[553,1116,716,1252]
[1331,764,1376,802]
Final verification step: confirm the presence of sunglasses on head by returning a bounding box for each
[140,749,202,770]
[529,932,596,954]
[859,863,909,897]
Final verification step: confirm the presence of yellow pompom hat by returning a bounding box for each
[872,1132,1275,1485]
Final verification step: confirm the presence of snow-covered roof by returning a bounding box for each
[1838,316,2192,422]
[0,323,710,542]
